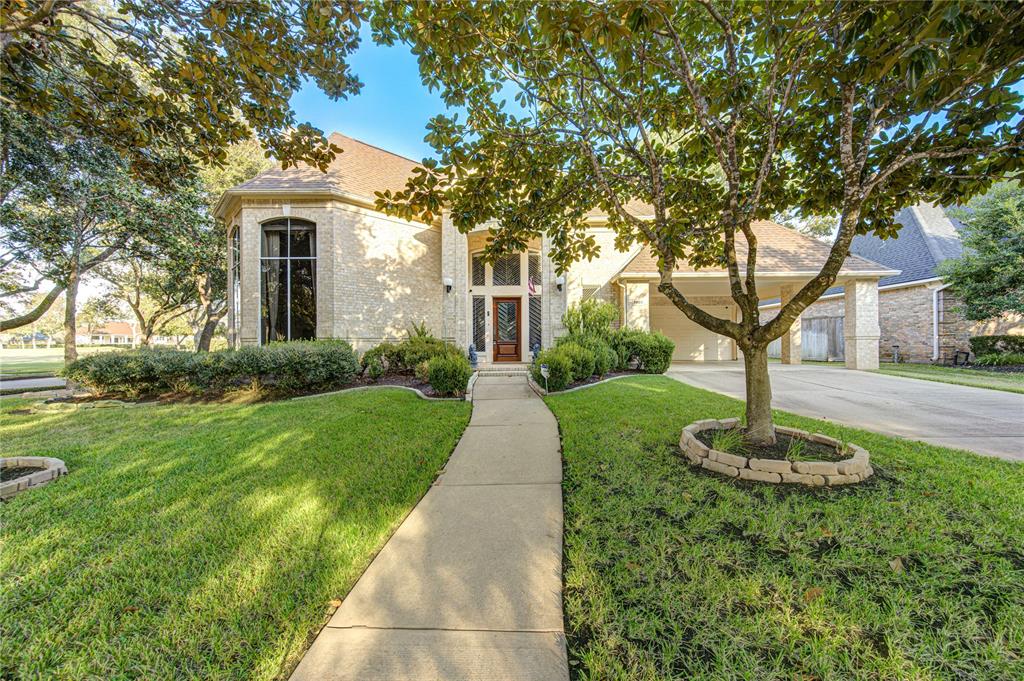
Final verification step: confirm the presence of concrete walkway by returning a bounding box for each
[668,363,1024,461]
[290,376,568,681]
[0,376,66,393]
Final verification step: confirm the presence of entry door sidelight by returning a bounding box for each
[492,297,521,361]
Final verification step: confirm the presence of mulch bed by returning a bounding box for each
[560,371,642,391]
[1,466,41,482]
[962,364,1024,374]
[695,428,845,462]
[37,373,445,406]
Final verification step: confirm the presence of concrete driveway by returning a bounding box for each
[668,363,1024,461]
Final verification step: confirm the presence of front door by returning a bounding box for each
[492,297,521,362]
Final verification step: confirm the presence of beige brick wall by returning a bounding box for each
[232,198,441,351]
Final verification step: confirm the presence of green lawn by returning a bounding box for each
[547,376,1024,680]
[0,390,470,679]
[875,362,1024,394]
[0,346,119,377]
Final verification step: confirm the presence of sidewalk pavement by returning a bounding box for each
[289,375,568,681]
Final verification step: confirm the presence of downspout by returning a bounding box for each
[932,282,951,361]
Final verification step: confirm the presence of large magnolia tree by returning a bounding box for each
[372,0,1024,444]
[1,0,366,184]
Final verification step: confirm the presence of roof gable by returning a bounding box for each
[849,202,963,286]
[227,133,422,203]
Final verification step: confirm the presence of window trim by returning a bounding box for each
[259,217,317,343]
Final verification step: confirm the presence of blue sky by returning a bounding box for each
[289,28,450,161]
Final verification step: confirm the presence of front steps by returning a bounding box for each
[475,363,530,377]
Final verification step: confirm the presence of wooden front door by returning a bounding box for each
[492,297,521,362]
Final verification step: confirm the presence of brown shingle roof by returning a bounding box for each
[229,133,421,201]
[619,220,894,276]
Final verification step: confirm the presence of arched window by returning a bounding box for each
[260,218,316,343]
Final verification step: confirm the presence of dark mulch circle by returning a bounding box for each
[1,466,41,482]
[695,428,845,462]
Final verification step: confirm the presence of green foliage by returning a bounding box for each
[360,331,463,377]
[785,436,807,460]
[562,300,619,339]
[711,428,746,455]
[531,348,574,392]
[609,329,675,374]
[546,376,1024,679]
[365,355,385,381]
[0,389,470,679]
[62,340,358,397]
[559,333,617,377]
[558,342,597,382]
[969,335,1024,357]
[973,353,1024,367]
[1,2,366,185]
[373,1,1024,431]
[942,184,1024,321]
[427,354,473,396]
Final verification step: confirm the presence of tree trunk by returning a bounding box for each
[195,317,219,352]
[64,271,79,365]
[743,344,776,445]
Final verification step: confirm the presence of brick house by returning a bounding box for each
[214,132,896,369]
[762,202,1024,363]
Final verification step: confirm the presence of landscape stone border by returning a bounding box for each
[679,418,873,486]
[1,456,68,501]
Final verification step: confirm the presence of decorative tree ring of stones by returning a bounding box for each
[0,457,68,500]
[679,418,873,486]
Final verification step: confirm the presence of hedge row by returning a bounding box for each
[63,341,359,397]
[969,335,1024,356]
[531,329,675,392]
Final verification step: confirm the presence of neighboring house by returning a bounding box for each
[763,203,1024,363]
[214,132,896,369]
[76,321,138,346]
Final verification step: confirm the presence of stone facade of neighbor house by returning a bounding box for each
[762,203,1024,363]
[215,132,895,369]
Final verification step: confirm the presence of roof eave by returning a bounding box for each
[212,187,440,226]
[615,268,900,282]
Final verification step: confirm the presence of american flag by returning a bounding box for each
[528,277,537,295]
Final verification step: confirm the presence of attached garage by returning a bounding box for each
[650,297,736,361]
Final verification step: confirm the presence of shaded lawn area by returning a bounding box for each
[547,376,1024,680]
[0,346,117,377]
[875,362,1024,394]
[0,390,470,680]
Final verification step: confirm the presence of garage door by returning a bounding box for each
[651,302,734,361]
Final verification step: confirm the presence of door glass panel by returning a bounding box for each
[496,301,517,342]
[472,296,486,350]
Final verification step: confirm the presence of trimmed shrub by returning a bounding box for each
[634,332,675,373]
[561,334,615,377]
[361,334,461,376]
[558,341,596,381]
[970,335,1024,356]
[531,348,573,392]
[607,328,674,373]
[414,360,431,383]
[562,299,619,339]
[973,352,1024,366]
[427,354,473,396]
[63,341,359,397]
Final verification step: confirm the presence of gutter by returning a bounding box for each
[932,282,952,361]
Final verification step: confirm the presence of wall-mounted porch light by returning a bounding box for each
[443,277,453,294]
[555,275,565,291]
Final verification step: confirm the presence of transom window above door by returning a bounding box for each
[469,250,541,288]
